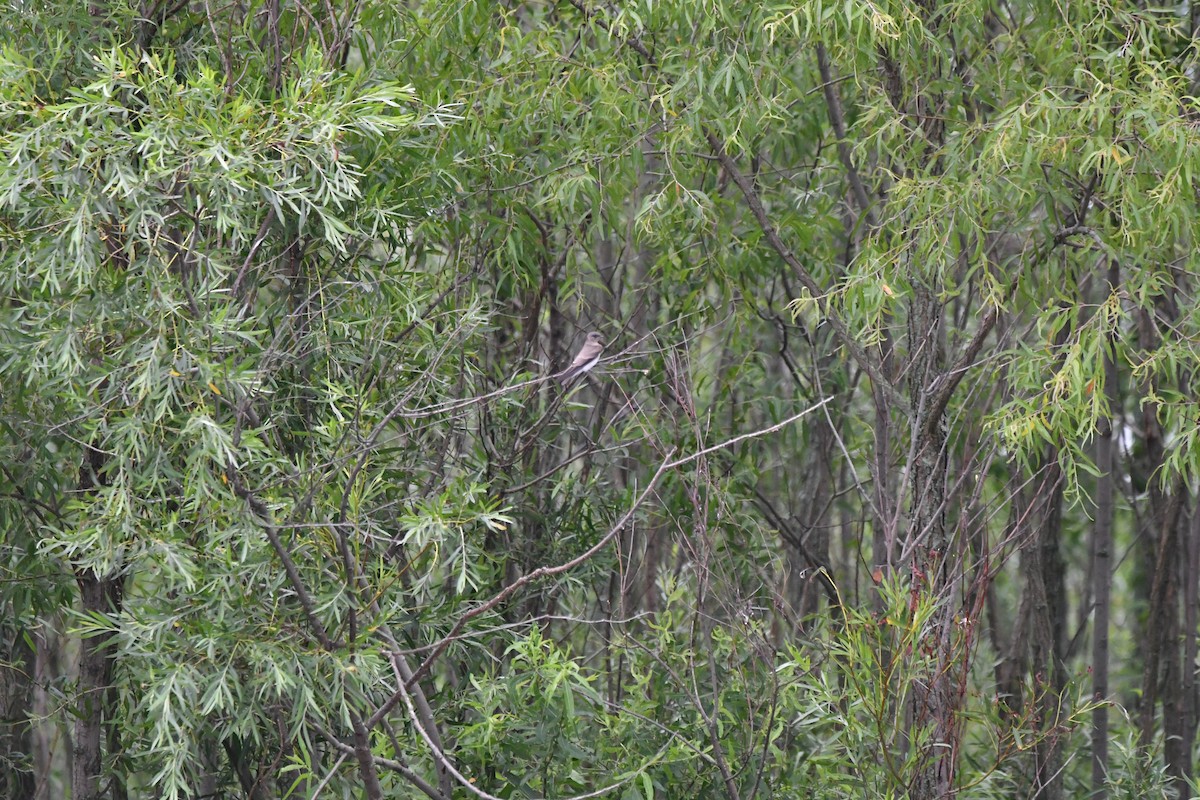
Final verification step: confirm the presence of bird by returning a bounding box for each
[559,331,605,384]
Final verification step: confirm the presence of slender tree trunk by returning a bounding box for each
[349,712,385,800]
[907,282,956,800]
[72,570,124,800]
[1142,280,1196,798]
[1176,500,1200,794]
[994,477,1029,718]
[872,385,895,601]
[1029,458,1067,800]
[1155,492,1192,798]
[33,619,68,800]
[792,420,834,622]
[993,456,1067,799]
[1142,483,1185,780]
[71,442,125,800]
[31,626,52,800]
[0,623,36,799]
[1132,283,1189,790]
[1091,257,1119,798]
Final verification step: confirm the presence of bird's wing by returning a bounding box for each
[568,339,603,371]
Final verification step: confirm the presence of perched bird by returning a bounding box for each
[559,331,605,384]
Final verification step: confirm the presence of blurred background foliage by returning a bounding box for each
[3,0,1200,798]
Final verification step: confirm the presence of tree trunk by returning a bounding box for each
[72,569,124,800]
[0,623,36,799]
[1091,257,1119,798]
[1131,285,1192,797]
[1174,501,1200,795]
[906,283,955,800]
[1027,458,1067,800]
